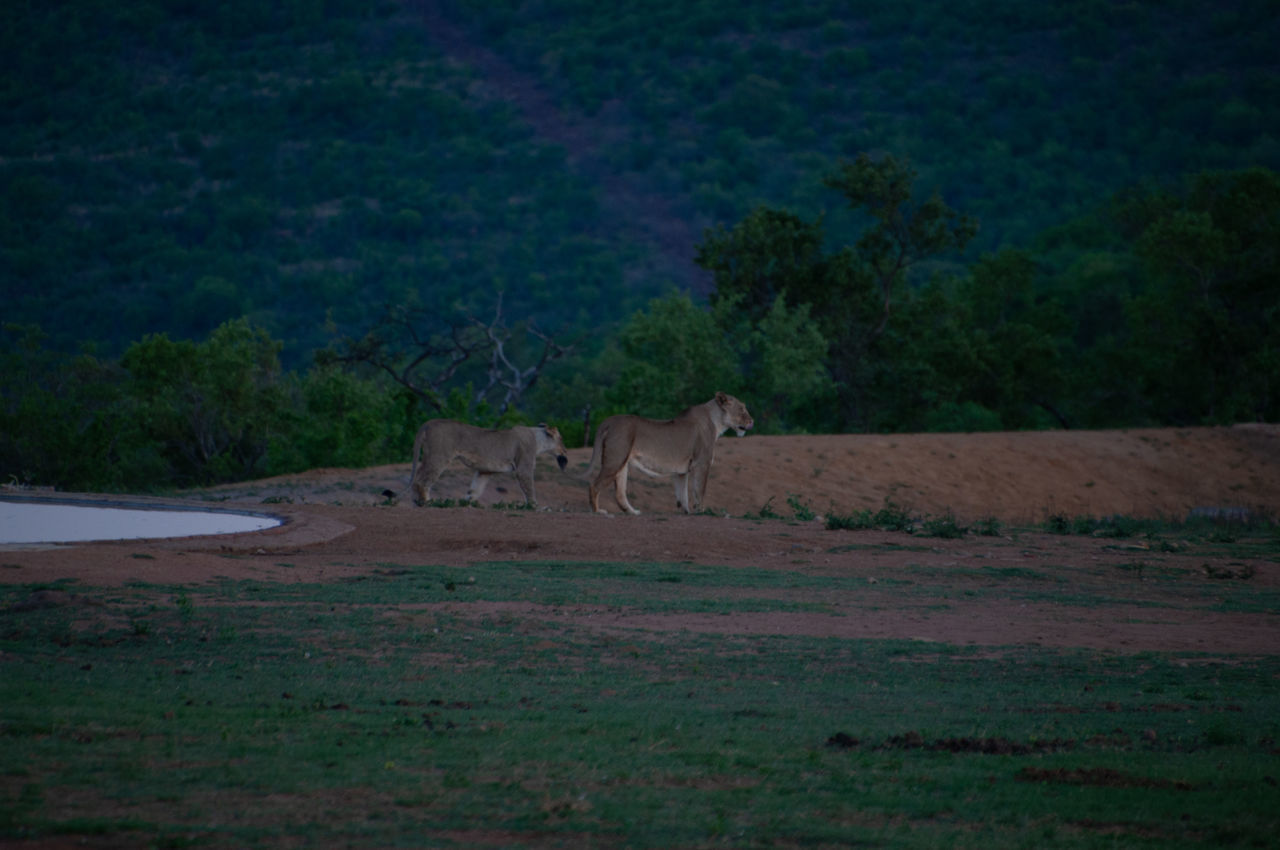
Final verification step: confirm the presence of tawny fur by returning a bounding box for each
[410,420,568,507]
[585,392,754,515]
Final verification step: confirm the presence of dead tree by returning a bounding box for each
[467,293,574,413]
[319,295,574,417]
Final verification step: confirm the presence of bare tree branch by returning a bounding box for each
[321,296,575,417]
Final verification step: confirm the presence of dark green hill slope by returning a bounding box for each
[2,0,1276,364]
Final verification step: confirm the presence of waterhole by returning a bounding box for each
[0,496,282,544]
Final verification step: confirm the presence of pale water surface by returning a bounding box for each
[0,499,280,544]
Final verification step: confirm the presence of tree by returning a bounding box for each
[1118,167,1280,423]
[267,365,407,474]
[320,294,574,421]
[821,153,977,347]
[713,293,837,433]
[697,207,827,324]
[696,153,978,430]
[121,318,289,484]
[956,249,1071,428]
[0,324,130,490]
[606,293,739,419]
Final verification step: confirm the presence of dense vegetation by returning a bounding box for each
[2,0,1277,491]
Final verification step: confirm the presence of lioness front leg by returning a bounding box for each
[515,468,537,507]
[673,473,691,513]
[688,459,712,513]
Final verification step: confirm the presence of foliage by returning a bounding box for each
[920,511,968,539]
[952,249,1072,428]
[1118,168,1280,424]
[824,498,920,533]
[714,293,837,433]
[605,293,740,419]
[319,295,576,421]
[2,0,1277,482]
[121,319,290,485]
[5,162,1277,493]
[786,494,816,521]
[269,365,409,474]
[0,1,657,365]
[4,0,1277,371]
[824,508,877,531]
[700,155,981,431]
[4,319,461,491]
[0,325,130,490]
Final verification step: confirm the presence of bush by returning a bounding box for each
[921,512,967,538]
[825,508,875,531]
[973,516,1003,536]
[873,499,917,532]
[787,494,816,521]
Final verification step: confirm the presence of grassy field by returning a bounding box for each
[3,553,1279,848]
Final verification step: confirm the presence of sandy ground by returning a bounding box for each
[4,425,1278,655]
[193,424,1280,523]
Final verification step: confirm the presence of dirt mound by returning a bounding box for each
[205,425,1280,524]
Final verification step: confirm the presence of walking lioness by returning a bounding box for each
[586,392,754,515]
[409,420,568,507]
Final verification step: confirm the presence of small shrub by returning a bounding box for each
[921,512,966,538]
[786,494,816,521]
[974,516,1003,536]
[873,499,916,533]
[826,499,919,532]
[422,498,478,508]
[1203,563,1256,580]
[1093,516,1140,538]
[825,508,875,531]
[1043,513,1173,539]
[490,501,535,511]
[1072,515,1100,535]
[1043,513,1072,534]
[751,497,783,520]
[175,593,195,623]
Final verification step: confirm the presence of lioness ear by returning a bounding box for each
[715,391,728,403]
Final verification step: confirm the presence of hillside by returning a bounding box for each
[3,0,1277,363]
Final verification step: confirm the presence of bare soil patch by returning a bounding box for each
[5,426,1278,654]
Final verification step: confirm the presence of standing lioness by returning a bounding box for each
[586,392,754,515]
[410,420,568,507]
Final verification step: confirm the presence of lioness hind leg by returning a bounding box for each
[466,471,490,503]
[614,464,640,515]
[413,468,444,505]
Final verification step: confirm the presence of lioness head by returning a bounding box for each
[715,391,754,437]
[539,423,570,470]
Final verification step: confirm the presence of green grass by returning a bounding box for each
[2,560,1279,848]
